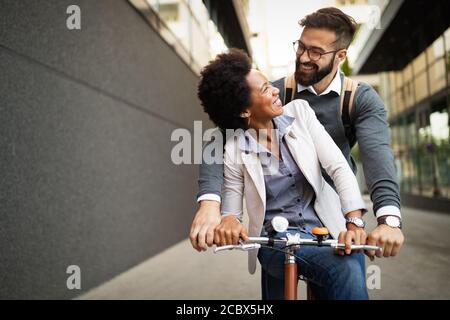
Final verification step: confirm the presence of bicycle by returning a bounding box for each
[214,216,382,300]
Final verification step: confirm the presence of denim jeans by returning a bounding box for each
[258,229,369,300]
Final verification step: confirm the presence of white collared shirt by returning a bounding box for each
[297,70,341,96]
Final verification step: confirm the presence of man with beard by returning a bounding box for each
[190,7,404,299]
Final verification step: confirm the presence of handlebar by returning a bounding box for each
[214,217,382,254]
[214,234,382,253]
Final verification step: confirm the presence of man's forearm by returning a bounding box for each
[197,132,225,200]
[354,85,401,217]
[197,161,224,200]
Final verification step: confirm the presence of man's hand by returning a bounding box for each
[214,215,249,247]
[336,223,367,256]
[189,200,221,252]
[366,224,404,260]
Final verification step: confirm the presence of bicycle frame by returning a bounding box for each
[284,244,298,300]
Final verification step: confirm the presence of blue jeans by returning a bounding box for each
[258,230,368,300]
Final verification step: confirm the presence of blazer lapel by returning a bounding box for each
[241,151,266,206]
[283,127,321,196]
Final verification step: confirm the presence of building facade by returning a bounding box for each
[0,0,251,299]
[380,29,450,202]
[351,0,450,212]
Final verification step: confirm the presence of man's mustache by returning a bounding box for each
[296,60,318,70]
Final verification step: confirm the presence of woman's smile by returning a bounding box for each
[272,97,283,111]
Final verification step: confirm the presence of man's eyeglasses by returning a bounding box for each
[293,40,343,61]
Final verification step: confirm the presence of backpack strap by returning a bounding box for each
[340,77,359,147]
[284,73,359,146]
[283,73,296,105]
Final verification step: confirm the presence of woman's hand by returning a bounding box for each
[336,224,367,256]
[214,216,249,246]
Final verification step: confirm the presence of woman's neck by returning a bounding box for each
[249,119,275,143]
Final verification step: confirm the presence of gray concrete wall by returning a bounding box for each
[0,0,210,299]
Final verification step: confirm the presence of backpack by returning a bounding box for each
[283,74,359,147]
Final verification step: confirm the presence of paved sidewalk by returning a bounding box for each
[80,198,450,299]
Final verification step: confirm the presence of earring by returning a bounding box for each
[247,117,251,127]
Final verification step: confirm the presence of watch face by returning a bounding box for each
[354,218,364,228]
[386,216,400,228]
[347,217,364,227]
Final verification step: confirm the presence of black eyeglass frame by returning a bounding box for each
[292,40,344,61]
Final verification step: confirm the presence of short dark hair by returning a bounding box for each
[198,48,252,130]
[299,7,357,49]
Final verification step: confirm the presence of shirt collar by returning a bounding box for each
[297,71,342,96]
[238,115,295,154]
[273,114,295,137]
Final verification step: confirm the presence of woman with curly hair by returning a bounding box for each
[197,48,369,300]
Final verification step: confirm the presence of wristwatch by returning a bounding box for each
[378,215,402,229]
[345,216,365,228]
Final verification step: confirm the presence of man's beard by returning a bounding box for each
[295,54,335,87]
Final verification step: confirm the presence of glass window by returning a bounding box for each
[396,86,405,114]
[395,71,403,89]
[445,27,450,87]
[208,20,227,57]
[190,0,210,32]
[429,58,446,94]
[416,108,450,198]
[416,117,430,196]
[393,72,404,114]
[414,71,428,102]
[162,0,191,54]
[430,107,450,198]
[413,52,427,75]
[159,2,180,22]
[407,81,415,108]
[191,15,211,68]
[444,26,450,54]
[391,124,403,189]
[402,64,415,109]
[146,0,160,11]
[416,109,445,198]
[403,64,413,83]
[134,0,229,75]
[427,36,445,63]
[404,115,419,195]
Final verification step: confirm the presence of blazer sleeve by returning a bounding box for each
[299,101,367,215]
[220,144,245,221]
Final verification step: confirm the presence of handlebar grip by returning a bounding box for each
[333,243,382,251]
[214,245,238,253]
[214,243,261,253]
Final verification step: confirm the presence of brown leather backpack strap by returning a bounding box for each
[341,76,359,147]
[284,73,296,105]
[348,77,359,115]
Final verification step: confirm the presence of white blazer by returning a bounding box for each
[221,99,367,274]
